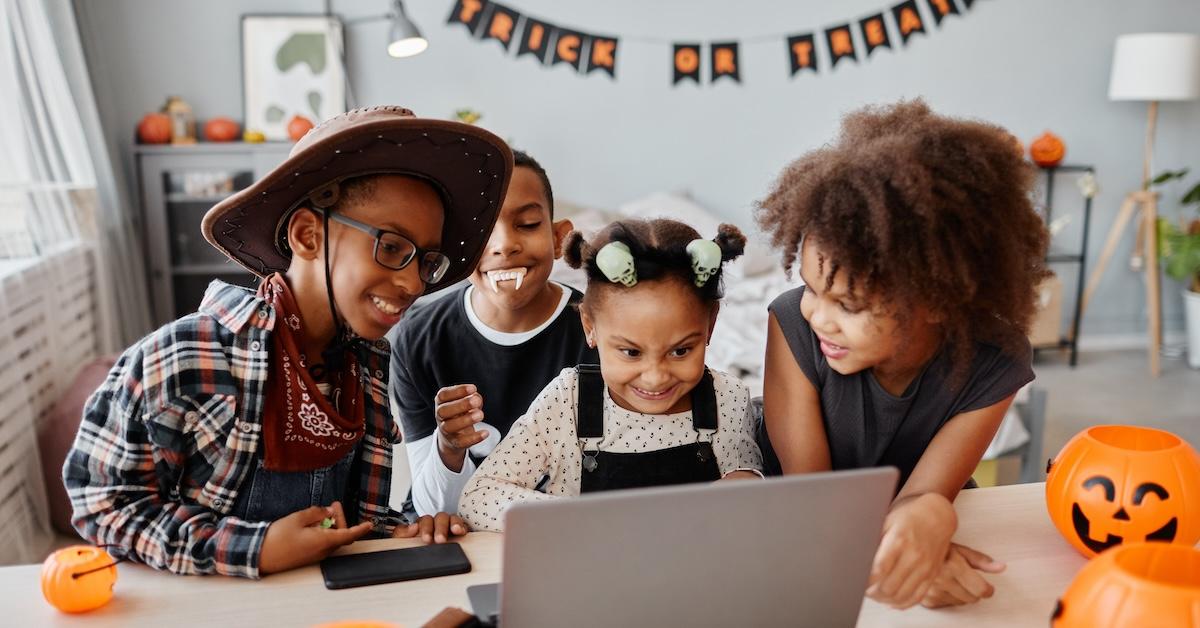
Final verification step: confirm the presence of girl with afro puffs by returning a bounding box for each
[757,100,1049,610]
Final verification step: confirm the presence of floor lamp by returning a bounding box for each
[1081,33,1200,376]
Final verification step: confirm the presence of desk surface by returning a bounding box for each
[3,482,1086,627]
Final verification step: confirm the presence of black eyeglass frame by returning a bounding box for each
[318,209,450,284]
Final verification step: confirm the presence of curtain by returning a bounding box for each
[1,0,151,352]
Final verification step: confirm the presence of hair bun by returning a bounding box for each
[714,223,747,262]
[562,230,589,269]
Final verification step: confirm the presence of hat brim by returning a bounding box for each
[202,117,512,295]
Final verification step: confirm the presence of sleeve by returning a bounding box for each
[458,376,569,532]
[389,318,471,515]
[62,352,269,578]
[404,433,477,516]
[713,374,763,476]
[767,287,824,389]
[389,324,438,442]
[955,338,1036,414]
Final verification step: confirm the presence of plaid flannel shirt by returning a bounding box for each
[63,280,405,578]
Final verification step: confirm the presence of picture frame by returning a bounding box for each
[241,14,346,141]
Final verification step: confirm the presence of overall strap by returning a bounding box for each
[690,369,718,432]
[576,364,605,439]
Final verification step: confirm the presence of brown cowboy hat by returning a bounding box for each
[202,105,513,294]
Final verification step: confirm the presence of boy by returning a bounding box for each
[390,151,594,516]
[64,106,513,577]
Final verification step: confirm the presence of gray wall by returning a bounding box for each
[75,0,1200,339]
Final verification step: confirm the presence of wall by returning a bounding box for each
[74,0,1200,339]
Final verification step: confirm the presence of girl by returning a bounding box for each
[757,101,1049,609]
[459,218,762,531]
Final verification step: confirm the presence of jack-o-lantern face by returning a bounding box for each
[1046,425,1200,558]
[1071,475,1177,554]
[1052,542,1200,628]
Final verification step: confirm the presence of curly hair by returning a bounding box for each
[756,99,1049,370]
[563,218,746,314]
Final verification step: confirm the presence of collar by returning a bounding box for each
[198,280,277,334]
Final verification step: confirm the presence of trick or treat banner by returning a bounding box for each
[446,0,981,85]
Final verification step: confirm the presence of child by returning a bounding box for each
[459,218,763,532]
[390,149,594,517]
[63,106,513,577]
[756,100,1048,609]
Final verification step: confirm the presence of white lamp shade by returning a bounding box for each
[1108,33,1200,101]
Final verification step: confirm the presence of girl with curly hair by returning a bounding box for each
[459,218,763,531]
[757,100,1049,610]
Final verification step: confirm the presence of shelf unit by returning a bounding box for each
[135,143,291,326]
[1035,164,1095,367]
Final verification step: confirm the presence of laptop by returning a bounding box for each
[468,467,898,627]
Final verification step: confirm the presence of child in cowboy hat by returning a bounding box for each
[64,106,513,577]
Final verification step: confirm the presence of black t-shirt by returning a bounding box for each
[768,287,1035,489]
[389,284,596,444]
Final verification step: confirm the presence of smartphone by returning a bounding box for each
[320,543,472,590]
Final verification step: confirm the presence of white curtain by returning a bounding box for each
[0,0,151,352]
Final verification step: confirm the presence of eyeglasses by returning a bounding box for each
[320,210,450,284]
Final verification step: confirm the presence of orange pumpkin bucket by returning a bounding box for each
[1052,542,1200,627]
[1046,425,1200,558]
[41,545,118,613]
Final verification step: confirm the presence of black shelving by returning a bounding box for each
[1035,164,1095,367]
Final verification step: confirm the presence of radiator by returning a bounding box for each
[0,243,98,565]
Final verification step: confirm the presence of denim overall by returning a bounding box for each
[231,445,358,522]
[575,364,721,493]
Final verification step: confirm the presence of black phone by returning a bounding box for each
[320,543,472,590]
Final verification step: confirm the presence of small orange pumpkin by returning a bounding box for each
[288,115,315,142]
[1030,131,1066,167]
[41,545,117,613]
[203,117,240,142]
[137,113,171,144]
[1046,425,1200,558]
[1052,542,1200,627]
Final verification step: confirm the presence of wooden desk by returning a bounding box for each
[3,483,1086,627]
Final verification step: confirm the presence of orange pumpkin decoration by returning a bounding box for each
[1052,542,1200,627]
[1030,131,1066,167]
[137,112,171,144]
[41,545,117,613]
[1046,425,1200,558]
[288,115,315,142]
[203,117,240,142]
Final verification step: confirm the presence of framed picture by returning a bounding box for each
[241,14,346,141]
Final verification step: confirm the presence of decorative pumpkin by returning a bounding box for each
[1046,425,1200,558]
[287,115,315,142]
[1030,131,1066,167]
[1052,542,1200,627]
[203,117,240,142]
[41,545,117,613]
[136,113,171,144]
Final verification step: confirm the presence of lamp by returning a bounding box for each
[1082,33,1200,376]
[336,0,428,59]
[386,0,428,58]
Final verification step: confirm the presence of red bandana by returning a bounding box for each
[258,274,365,472]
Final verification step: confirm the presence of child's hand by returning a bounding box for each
[393,512,469,544]
[919,543,1006,608]
[434,384,489,471]
[259,501,373,575]
[865,492,957,609]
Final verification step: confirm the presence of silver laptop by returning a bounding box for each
[469,467,898,628]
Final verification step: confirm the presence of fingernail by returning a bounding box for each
[467,384,476,393]
[479,431,489,438]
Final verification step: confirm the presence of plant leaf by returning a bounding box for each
[1150,168,1189,186]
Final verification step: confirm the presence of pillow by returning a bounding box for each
[614,191,778,278]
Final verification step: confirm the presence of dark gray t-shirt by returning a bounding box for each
[768,287,1034,489]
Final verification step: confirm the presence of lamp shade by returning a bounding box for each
[1108,33,1200,101]
[387,0,427,58]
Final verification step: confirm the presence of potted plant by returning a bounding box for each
[1152,169,1200,368]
